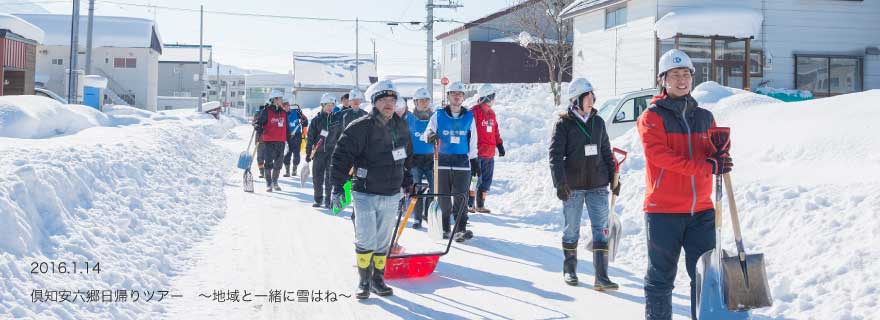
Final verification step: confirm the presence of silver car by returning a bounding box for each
[597,88,658,140]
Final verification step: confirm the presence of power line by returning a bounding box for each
[99,0,423,25]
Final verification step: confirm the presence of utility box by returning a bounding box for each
[82,75,107,110]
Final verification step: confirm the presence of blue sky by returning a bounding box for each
[13,0,514,76]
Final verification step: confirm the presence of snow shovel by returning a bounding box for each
[385,192,467,279]
[587,147,627,261]
[330,179,353,215]
[243,146,257,193]
[237,129,256,170]
[390,184,430,255]
[426,141,444,241]
[721,172,772,311]
[300,137,323,187]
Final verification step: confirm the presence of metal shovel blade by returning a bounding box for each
[243,170,254,193]
[721,249,773,311]
[299,163,310,188]
[696,249,750,319]
[607,213,622,262]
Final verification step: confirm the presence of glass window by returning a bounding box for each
[715,39,746,61]
[598,98,620,120]
[125,58,136,68]
[830,58,861,95]
[450,43,459,60]
[614,98,637,123]
[605,6,627,29]
[796,55,861,97]
[678,37,712,85]
[114,58,126,68]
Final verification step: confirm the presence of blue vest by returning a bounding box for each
[287,111,303,134]
[436,109,473,155]
[407,113,433,155]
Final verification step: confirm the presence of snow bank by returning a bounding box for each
[654,7,763,40]
[0,117,234,319]
[0,96,111,139]
[488,82,880,318]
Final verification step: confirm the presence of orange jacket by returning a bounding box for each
[637,94,716,214]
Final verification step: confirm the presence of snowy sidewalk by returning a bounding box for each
[164,125,692,319]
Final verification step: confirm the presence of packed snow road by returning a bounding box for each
[164,124,691,319]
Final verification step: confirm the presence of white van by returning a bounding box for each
[596,88,658,140]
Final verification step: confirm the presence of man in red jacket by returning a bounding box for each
[638,49,733,320]
[469,84,505,213]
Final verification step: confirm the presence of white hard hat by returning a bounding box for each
[413,87,431,100]
[566,78,594,102]
[446,81,465,93]
[477,83,496,100]
[395,98,407,112]
[268,89,284,101]
[370,80,399,104]
[658,49,695,77]
[320,93,336,105]
[349,88,364,101]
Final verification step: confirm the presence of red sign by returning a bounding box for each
[224,102,231,107]
[441,77,449,86]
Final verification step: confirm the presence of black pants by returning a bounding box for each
[437,168,470,233]
[644,209,716,320]
[284,134,302,172]
[311,153,332,205]
[256,136,266,167]
[263,142,286,186]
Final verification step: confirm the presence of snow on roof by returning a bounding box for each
[14,14,162,50]
[0,13,44,43]
[559,0,620,20]
[246,73,294,88]
[654,7,763,40]
[489,36,559,45]
[292,52,376,89]
[159,45,212,63]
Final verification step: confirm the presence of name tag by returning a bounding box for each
[276,120,284,127]
[356,167,368,178]
[392,148,407,161]
[450,136,461,144]
[585,144,598,156]
[320,130,328,137]
[486,125,493,133]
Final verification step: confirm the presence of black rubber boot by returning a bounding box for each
[272,168,282,191]
[258,167,265,179]
[593,241,619,291]
[355,249,372,299]
[265,168,273,192]
[291,165,298,177]
[283,165,290,177]
[476,191,491,213]
[563,242,579,286]
[370,253,393,296]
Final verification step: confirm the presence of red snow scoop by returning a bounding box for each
[385,192,468,279]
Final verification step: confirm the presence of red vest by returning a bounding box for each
[470,103,503,158]
[262,108,289,142]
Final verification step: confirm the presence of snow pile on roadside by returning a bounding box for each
[488,82,880,318]
[0,95,111,138]
[0,119,234,319]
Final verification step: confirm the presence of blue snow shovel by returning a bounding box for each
[237,129,256,170]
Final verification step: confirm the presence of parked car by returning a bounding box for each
[34,87,66,104]
[597,88,658,140]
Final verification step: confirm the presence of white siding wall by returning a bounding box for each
[439,32,469,83]
[572,0,658,98]
[658,0,880,91]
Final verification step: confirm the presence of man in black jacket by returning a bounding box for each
[306,93,342,208]
[330,80,413,299]
[549,77,619,290]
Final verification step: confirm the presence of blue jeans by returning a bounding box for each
[352,191,401,254]
[562,187,609,244]
[410,165,434,222]
[644,209,716,320]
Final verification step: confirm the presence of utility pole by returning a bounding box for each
[355,17,359,89]
[67,0,81,103]
[197,5,204,111]
[425,0,461,99]
[84,0,94,74]
[216,62,220,103]
[371,38,376,67]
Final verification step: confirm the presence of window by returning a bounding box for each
[613,95,650,123]
[209,90,217,96]
[209,80,218,85]
[450,42,459,60]
[239,90,245,95]
[795,55,862,97]
[605,5,627,29]
[238,80,245,85]
[51,58,63,65]
[231,91,236,97]
[113,58,137,68]
[237,101,244,107]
